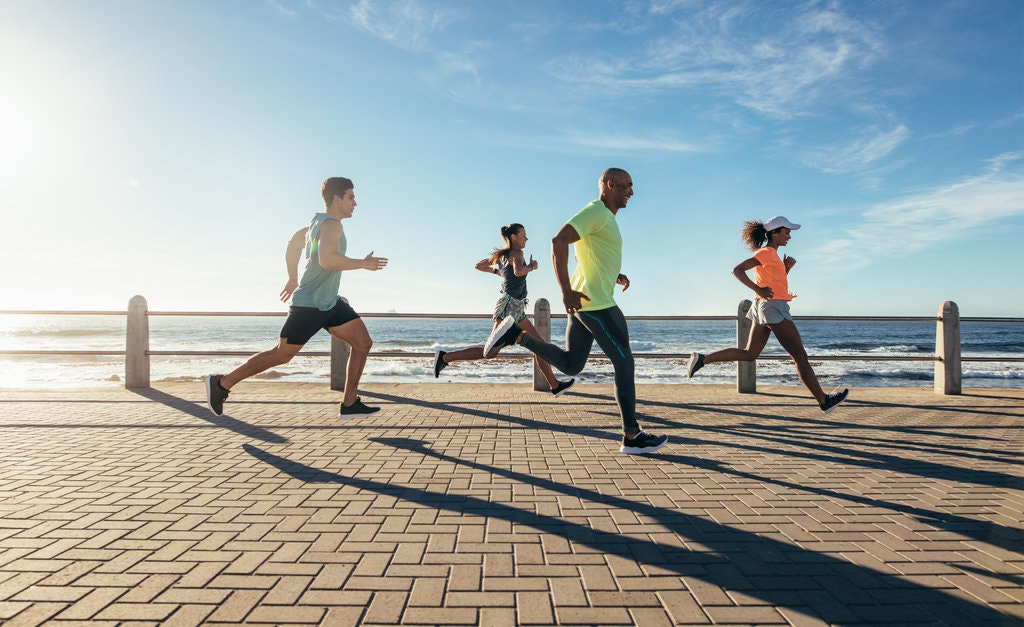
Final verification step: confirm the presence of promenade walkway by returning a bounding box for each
[0,382,1021,626]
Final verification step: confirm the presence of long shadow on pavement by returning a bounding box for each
[245,440,1011,626]
[131,388,287,443]
[358,389,1023,555]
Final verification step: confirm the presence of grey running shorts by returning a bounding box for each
[746,299,793,326]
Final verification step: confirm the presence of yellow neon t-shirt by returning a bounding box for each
[567,200,622,312]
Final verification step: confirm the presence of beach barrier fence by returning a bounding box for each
[3,296,1021,395]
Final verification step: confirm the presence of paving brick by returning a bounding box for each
[0,383,1019,626]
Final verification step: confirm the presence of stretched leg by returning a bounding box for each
[704,323,771,365]
[441,317,510,365]
[221,338,303,390]
[767,319,827,404]
[519,313,594,376]
[518,317,561,389]
[328,318,373,407]
[578,308,640,436]
[442,345,486,363]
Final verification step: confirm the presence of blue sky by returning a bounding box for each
[1,0,1021,317]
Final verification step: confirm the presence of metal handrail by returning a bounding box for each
[2,303,1024,387]
[1,309,1021,365]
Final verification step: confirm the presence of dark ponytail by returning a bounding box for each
[741,219,769,251]
[488,223,524,265]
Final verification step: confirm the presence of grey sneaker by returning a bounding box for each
[340,397,381,416]
[551,378,575,397]
[204,374,229,416]
[484,317,521,358]
[620,430,668,455]
[432,350,448,378]
[686,352,705,378]
[820,388,849,413]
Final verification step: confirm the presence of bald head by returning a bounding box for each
[598,168,633,212]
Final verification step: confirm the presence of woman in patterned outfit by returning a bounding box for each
[432,223,574,396]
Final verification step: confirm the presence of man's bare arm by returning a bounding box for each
[316,220,388,272]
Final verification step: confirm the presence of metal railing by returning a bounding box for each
[2,296,1021,395]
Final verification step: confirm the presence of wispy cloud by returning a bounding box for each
[815,152,1024,267]
[349,0,460,52]
[564,130,712,153]
[265,0,300,19]
[800,123,910,173]
[549,1,884,118]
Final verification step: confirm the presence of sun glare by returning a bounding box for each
[0,92,34,173]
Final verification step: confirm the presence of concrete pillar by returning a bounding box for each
[737,300,756,393]
[125,295,150,389]
[532,298,551,391]
[331,336,350,392]
[935,300,961,395]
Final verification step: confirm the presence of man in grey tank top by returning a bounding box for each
[204,177,388,418]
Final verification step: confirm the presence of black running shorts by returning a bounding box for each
[279,298,360,345]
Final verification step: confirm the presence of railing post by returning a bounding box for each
[331,337,350,392]
[125,295,150,389]
[935,300,961,395]
[532,298,551,391]
[737,300,756,393]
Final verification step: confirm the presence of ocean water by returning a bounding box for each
[0,314,1020,390]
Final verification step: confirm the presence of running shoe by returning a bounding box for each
[204,374,229,416]
[340,397,381,416]
[483,317,521,357]
[686,352,705,378]
[432,350,448,378]
[551,378,575,397]
[820,388,849,413]
[620,430,668,455]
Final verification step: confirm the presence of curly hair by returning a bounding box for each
[741,219,770,251]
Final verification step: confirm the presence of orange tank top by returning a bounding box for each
[752,247,795,301]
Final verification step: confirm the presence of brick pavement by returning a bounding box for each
[0,382,1021,626]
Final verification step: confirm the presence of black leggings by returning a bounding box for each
[520,306,638,433]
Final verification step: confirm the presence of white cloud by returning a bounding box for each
[815,152,1024,267]
[549,1,883,118]
[565,130,711,153]
[801,124,910,173]
[349,0,459,52]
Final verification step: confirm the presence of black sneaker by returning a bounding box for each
[551,378,575,397]
[686,352,705,378]
[820,388,849,413]
[204,374,229,416]
[340,397,381,416]
[620,430,668,455]
[484,317,521,358]
[432,350,448,378]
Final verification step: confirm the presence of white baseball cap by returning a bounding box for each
[764,216,801,231]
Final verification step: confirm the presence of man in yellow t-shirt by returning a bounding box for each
[483,168,668,455]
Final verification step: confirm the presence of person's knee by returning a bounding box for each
[271,346,298,365]
[614,358,635,378]
[563,363,585,376]
[563,353,590,376]
[348,334,372,354]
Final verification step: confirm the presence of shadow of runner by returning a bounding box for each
[655,450,1024,556]
[363,389,1022,491]
[359,389,622,443]
[131,388,287,444]
[244,441,1011,626]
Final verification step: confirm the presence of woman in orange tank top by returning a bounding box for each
[685,216,848,413]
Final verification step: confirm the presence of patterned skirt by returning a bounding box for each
[493,293,528,323]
